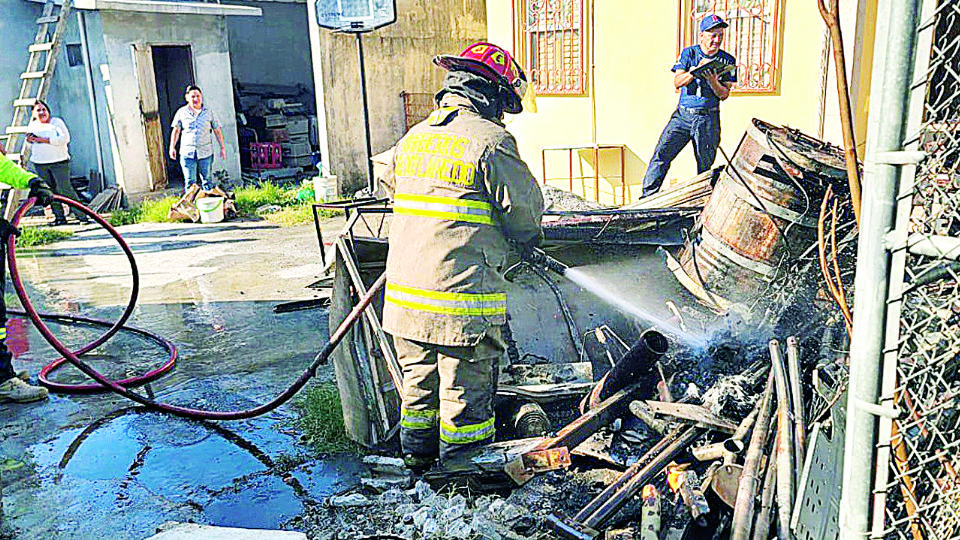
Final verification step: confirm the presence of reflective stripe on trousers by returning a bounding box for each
[393,193,494,225]
[440,416,495,445]
[394,329,504,461]
[385,283,506,317]
[400,406,438,430]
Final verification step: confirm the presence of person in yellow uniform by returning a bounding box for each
[381,42,544,469]
[0,152,56,402]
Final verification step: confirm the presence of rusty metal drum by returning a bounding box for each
[676,119,847,307]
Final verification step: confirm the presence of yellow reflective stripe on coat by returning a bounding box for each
[0,327,6,340]
[385,283,507,317]
[400,407,439,430]
[393,193,493,226]
[440,417,495,444]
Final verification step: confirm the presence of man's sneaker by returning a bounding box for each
[16,370,30,381]
[0,377,49,403]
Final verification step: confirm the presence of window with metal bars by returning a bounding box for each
[514,0,586,96]
[679,0,783,93]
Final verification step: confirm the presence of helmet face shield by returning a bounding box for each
[434,42,529,113]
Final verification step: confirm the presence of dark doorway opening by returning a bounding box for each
[153,45,194,192]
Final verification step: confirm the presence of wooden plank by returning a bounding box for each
[131,44,168,191]
[5,126,32,134]
[28,43,54,53]
[645,400,738,433]
[13,98,37,108]
[35,15,59,25]
[20,71,48,79]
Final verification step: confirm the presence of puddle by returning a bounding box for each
[1,285,361,539]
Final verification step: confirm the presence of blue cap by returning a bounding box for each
[700,14,728,32]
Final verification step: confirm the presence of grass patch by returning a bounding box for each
[234,182,296,216]
[15,227,73,247]
[139,197,178,222]
[105,183,339,227]
[293,383,360,454]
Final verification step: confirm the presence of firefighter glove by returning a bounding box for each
[28,178,54,207]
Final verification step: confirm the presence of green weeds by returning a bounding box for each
[14,227,73,247]
[293,383,361,454]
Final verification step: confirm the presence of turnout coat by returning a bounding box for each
[382,94,544,347]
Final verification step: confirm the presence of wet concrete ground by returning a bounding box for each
[1,217,361,539]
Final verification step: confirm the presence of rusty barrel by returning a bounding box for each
[677,118,847,307]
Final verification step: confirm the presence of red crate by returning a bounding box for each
[250,142,282,170]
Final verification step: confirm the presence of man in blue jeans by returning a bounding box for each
[168,85,227,192]
[641,14,736,197]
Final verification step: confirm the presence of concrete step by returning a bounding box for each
[144,523,307,540]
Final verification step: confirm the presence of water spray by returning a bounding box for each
[520,248,705,347]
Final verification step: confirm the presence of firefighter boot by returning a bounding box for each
[0,376,49,403]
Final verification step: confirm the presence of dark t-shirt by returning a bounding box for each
[673,45,737,110]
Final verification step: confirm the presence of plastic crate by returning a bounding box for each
[250,142,282,170]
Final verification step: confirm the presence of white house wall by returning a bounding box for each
[99,10,240,196]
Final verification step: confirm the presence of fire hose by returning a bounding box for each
[7,195,383,420]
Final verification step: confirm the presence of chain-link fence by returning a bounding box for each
[873,0,960,537]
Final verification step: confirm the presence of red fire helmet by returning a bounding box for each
[434,42,530,114]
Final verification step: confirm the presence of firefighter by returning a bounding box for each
[381,42,544,469]
[0,152,56,402]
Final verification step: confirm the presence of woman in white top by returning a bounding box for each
[26,100,88,225]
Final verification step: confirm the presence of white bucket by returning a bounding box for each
[313,175,337,202]
[196,196,225,223]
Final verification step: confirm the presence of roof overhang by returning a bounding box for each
[58,0,262,16]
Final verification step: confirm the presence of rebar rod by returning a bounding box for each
[731,373,776,540]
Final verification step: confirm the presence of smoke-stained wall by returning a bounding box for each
[317,0,486,194]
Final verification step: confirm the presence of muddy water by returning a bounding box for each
[1,288,360,539]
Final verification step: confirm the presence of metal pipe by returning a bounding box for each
[751,434,778,540]
[839,0,922,536]
[731,373,776,540]
[582,426,703,529]
[356,32,375,193]
[770,340,794,540]
[786,336,807,470]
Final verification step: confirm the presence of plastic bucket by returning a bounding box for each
[196,196,225,223]
[313,175,337,202]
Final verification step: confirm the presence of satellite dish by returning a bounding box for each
[314,0,397,32]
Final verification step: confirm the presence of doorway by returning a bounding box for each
[152,46,195,191]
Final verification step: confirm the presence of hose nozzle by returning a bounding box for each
[521,247,569,276]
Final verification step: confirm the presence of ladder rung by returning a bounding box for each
[5,126,32,134]
[4,154,21,163]
[36,15,59,25]
[20,71,48,80]
[13,98,37,108]
[28,43,54,53]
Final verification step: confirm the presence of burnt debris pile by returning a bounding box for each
[311,120,857,539]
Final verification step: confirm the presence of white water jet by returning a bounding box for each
[562,267,707,348]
